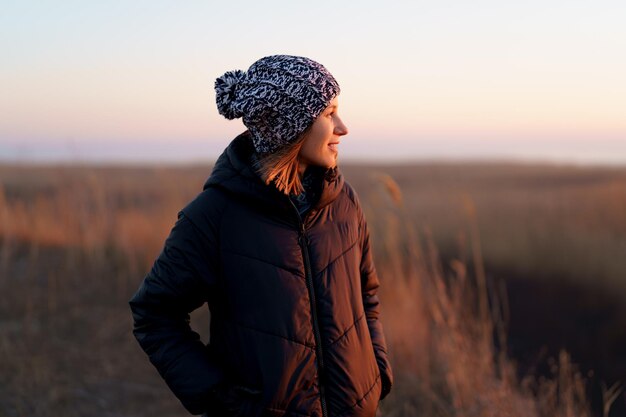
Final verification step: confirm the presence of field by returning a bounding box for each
[0,162,624,416]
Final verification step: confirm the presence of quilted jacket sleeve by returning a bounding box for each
[128,194,225,415]
[359,208,394,401]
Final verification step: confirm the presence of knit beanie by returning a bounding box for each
[214,55,341,154]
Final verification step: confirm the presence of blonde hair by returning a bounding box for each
[254,127,311,196]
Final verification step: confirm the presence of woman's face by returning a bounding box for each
[298,96,349,173]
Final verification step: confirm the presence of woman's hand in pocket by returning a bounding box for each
[208,382,264,417]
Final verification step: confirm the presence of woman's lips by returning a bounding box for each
[328,142,339,151]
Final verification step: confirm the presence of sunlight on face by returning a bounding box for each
[298,96,349,174]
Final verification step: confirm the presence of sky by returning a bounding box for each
[1,0,625,165]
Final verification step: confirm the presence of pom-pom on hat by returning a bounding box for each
[214,55,341,154]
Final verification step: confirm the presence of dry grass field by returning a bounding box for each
[343,162,626,391]
[0,162,623,417]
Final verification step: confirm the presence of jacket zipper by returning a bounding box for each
[288,200,329,417]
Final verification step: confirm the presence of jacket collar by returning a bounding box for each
[204,131,344,218]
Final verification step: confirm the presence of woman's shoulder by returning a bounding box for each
[179,186,232,232]
[340,179,362,210]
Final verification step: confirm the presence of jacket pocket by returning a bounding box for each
[211,382,264,417]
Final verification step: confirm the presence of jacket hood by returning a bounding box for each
[204,131,345,217]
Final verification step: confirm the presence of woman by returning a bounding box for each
[129,55,393,417]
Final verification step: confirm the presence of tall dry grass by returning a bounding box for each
[365,172,608,417]
[0,164,620,416]
[0,164,207,416]
[342,163,626,296]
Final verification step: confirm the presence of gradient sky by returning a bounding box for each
[1,0,625,164]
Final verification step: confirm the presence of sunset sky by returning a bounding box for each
[1,1,625,164]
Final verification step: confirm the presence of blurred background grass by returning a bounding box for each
[0,162,623,416]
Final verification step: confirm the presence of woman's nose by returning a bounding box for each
[334,116,349,136]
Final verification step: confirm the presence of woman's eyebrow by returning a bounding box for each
[326,105,337,111]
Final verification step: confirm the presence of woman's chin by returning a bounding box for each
[308,154,338,170]
[323,156,337,168]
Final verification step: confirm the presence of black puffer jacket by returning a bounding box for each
[129,131,393,417]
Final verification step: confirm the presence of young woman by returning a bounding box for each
[129,55,393,417]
